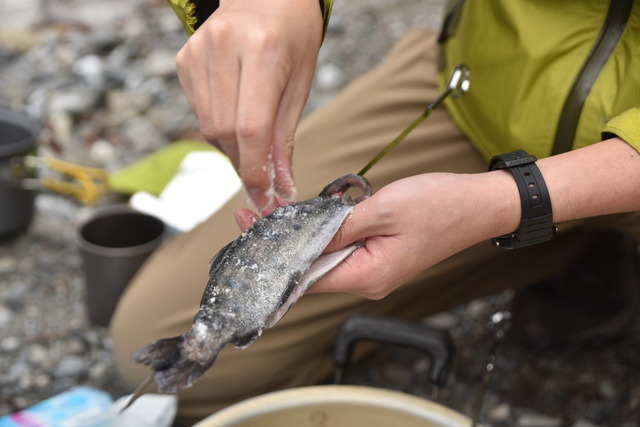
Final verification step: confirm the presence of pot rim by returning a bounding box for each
[0,106,42,159]
[195,385,472,426]
[75,205,166,258]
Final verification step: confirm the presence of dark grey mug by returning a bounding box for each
[76,205,166,326]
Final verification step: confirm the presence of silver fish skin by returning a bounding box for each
[131,174,370,394]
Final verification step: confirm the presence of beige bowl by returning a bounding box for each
[195,385,471,427]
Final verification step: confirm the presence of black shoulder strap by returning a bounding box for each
[552,0,634,155]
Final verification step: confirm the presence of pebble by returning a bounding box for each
[49,87,102,115]
[315,63,346,91]
[53,355,86,378]
[0,305,14,327]
[517,411,563,427]
[0,336,21,352]
[488,403,512,422]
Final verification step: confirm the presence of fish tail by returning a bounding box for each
[131,335,217,393]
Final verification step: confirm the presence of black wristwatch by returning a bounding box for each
[488,150,557,249]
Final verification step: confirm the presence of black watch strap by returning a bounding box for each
[489,150,556,249]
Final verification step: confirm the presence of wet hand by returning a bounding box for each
[176,0,323,213]
[308,172,521,299]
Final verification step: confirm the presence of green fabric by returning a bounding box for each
[166,0,198,35]
[321,0,334,41]
[167,0,332,39]
[439,0,640,159]
[602,107,640,149]
[109,140,219,196]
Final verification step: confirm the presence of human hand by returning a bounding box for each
[176,0,323,213]
[307,172,521,299]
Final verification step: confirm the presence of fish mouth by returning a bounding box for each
[319,174,372,203]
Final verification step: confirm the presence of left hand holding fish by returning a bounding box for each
[306,171,522,299]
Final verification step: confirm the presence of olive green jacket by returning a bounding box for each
[165,0,333,38]
[166,0,639,158]
[439,0,640,158]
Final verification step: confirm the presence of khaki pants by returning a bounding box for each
[110,30,639,425]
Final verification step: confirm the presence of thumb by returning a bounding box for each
[323,201,376,254]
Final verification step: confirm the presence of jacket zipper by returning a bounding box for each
[552,0,634,155]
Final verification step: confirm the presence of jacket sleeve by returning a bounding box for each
[166,0,333,39]
[320,0,334,41]
[166,0,217,36]
[602,108,640,154]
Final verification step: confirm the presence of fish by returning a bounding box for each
[129,174,371,395]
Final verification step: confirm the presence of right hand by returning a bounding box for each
[176,0,324,212]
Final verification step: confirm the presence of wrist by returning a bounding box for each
[471,170,522,242]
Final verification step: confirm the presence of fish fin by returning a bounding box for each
[209,241,234,269]
[131,336,183,371]
[233,329,263,349]
[265,243,362,328]
[131,335,218,393]
[153,356,217,394]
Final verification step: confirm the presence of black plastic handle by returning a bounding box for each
[333,314,454,388]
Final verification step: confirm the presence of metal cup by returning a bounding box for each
[0,107,41,242]
[76,205,166,326]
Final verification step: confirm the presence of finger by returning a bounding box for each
[307,237,404,299]
[233,208,259,231]
[270,54,318,201]
[322,199,388,254]
[208,36,243,170]
[235,41,291,211]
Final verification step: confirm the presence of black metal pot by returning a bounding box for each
[0,107,41,242]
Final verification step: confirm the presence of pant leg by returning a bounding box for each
[109,29,640,425]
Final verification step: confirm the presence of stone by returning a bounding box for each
[315,62,346,91]
[0,305,14,327]
[517,411,563,427]
[49,87,102,115]
[53,355,86,378]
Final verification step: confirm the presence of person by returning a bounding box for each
[110,0,640,424]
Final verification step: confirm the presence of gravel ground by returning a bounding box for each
[1,1,639,426]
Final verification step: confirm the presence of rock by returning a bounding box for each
[106,89,154,125]
[122,117,168,153]
[142,50,177,77]
[422,312,458,330]
[0,0,43,30]
[488,403,512,422]
[0,257,18,273]
[0,336,21,352]
[315,62,346,91]
[27,344,49,365]
[89,139,120,170]
[49,87,102,115]
[0,305,13,327]
[517,411,563,427]
[72,55,106,87]
[0,29,43,53]
[53,355,86,378]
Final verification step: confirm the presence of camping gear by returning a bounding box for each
[75,205,166,326]
[0,107,41,241]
